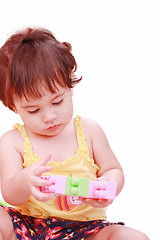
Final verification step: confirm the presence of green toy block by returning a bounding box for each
[65,177,89,197]
[0,199,12,207]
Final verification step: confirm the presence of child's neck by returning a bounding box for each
[25,118,78,163]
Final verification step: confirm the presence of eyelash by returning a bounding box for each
[52,99,63,105]
[28,100,63,114]
[28,109,39,114]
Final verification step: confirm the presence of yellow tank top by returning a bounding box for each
[13,115,107,221]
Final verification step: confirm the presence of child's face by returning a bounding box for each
[14,85,73,137]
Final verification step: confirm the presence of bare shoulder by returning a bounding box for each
[0,128,24,178]
[0,128,21,143]
[80,117,121,175]
[0,128,24,154]
[80,117,107,140]
[81,117,102,131]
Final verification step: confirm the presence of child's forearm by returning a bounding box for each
[1,171,31,206]
[99,169,125,196]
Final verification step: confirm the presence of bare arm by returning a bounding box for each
[0,130,53,205]
[91,121,125,195]
[80,119,124,207]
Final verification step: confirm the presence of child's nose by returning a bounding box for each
[42,109,57,123]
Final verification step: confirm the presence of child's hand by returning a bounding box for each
[18,154,53,202]
[79,197,113,208]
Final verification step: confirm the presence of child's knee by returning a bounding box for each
[110,226,149,240]
[0,207,11,225]
[0,207,16,240]
[0,231,3,240]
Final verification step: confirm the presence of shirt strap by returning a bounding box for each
[74,115,89,154]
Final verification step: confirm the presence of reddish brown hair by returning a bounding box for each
[0,27,82,111]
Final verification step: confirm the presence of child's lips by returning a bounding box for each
[47,124,60,131]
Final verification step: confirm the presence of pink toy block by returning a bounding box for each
[88,180,117,200]
[40,175,117,200]
[40,175,67,195]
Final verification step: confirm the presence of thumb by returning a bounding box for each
[97,176,107,181]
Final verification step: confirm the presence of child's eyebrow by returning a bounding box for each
[21,105,40,109]
[21,91,65,109]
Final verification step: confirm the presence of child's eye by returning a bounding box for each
[28,109,39,114]
[52,99,63,106]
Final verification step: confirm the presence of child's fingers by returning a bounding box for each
[97,176,107,181]
[79,198,99,207]
[34,165,52,176]
[34,154,52,174]
[31,187,53,202]
[79,197,111,208]
[38,154,52,167]
[29,154,52,183]
[32,175,52,187]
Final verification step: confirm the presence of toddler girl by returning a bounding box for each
[0,27,149,240]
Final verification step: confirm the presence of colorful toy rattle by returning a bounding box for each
[40,175,117,200]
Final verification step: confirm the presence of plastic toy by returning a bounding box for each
[40,175,117,200]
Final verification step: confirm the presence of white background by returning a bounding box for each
[0,1,159,239]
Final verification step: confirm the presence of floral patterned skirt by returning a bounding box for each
[0,205,124,240]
